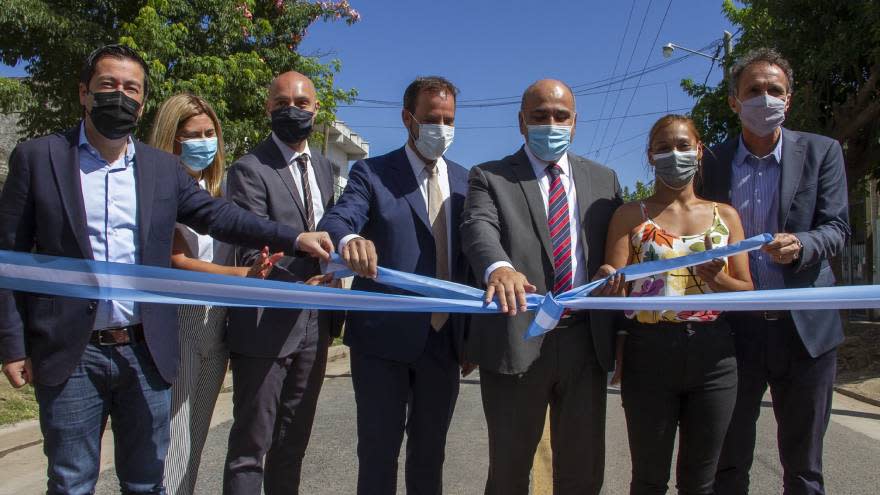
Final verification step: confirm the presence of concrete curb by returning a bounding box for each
[834,386,880,408]
[0,345,351,459]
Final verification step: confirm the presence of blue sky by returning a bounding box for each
[297,0,736,189]
[1,1,736,190]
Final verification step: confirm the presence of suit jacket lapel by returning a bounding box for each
[511,147,553,262]
[264,139,308,225]
[569,153,592,266]
[311,152,334,206]
[50,128,93,259]
[446,160,468,276]
[714,137,738,203]
[133,140,155,250]
[389,147,431,232]
[778,129,805,230]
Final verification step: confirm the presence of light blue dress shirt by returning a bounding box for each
[78,123,141,329]
[730,131,785,290]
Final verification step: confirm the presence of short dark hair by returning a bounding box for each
[729,48,794,96]
[403,76,458,114]
[80,44,151,98]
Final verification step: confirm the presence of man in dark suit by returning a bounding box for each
[222,71,342,495]
[700,49,850,495]
[0,45,332,494]
[461,79,622,495]
[318,76,469,495]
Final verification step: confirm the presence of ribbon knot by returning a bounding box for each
[526,292,566,339]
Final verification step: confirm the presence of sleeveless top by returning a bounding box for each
[625,202,730,323]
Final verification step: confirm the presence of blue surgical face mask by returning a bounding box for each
[179,137,218,172]
[526,125,572,162]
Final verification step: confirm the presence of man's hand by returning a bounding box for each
[762,233,802,265]
[485,267,536,316]
[591,264,626,296]
[3,358,33,388]
[296,231,334,262]
[304,273,335,286]
[342,237,378,279]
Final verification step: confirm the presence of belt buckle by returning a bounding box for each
[96,327,131,346]
[763,311,779,321]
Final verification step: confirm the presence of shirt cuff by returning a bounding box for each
[484,261,514,285]
[339,234,363,254]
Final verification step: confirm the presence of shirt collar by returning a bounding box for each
[271,132,311,166]
[523,142,571,177]
[78,121,136,168]
[733,129,783,167]
[404,142,446,178]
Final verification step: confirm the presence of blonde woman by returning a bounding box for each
[149,93,283,495]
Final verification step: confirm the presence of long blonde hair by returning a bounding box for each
[149,93,225,198]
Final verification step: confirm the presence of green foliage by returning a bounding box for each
[0,0,360,158]
[683,0,880,182]
[622,180,655,202]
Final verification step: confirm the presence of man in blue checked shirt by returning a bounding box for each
[699,48,850,495]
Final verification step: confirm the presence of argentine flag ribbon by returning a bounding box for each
[1,233,879,339]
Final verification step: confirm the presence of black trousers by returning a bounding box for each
[223,321,329,495]
[714,316,836,495]
[621,319,737,495]
[350,326,460,495]
[480,319,607,495]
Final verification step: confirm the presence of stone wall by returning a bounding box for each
[0,113,22,189]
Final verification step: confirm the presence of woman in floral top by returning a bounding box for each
[600,115,753,495]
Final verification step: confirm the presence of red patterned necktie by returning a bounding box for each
[547,163,572,294]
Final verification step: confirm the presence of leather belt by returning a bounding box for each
[90,324,145,346]
[749,311,791,321]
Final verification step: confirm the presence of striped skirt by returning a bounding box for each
[164,304,229,495]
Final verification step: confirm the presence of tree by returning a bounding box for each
[622,180,654,202]
[0,0,361,158]
[683,0,880,184]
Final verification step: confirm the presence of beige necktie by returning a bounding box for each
[425,163,449,331]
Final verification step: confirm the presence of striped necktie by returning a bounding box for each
[295,155,315,231]
[547,163,572,294]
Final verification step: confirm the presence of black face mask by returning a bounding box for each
[271,106,314,144]
[88,90,141,140]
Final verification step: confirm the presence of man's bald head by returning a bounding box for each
[520,79,575,112]
[266,71,319,115]
[519,79,577,139]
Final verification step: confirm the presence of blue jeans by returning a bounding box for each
[34,342,171,495]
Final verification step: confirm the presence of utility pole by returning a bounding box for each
[722,30,733,80]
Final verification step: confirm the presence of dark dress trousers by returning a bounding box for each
[222,137,341,495]
[700,129,850,495]
[460,147,622,495]
[318,147,469,495]
[0,127,301,386]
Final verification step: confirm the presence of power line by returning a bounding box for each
[595,0,656,158]
[588,0,637,155]
[341,106,691,130]
[603,0,674,163]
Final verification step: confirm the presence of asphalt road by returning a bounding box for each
[91,360,880,494]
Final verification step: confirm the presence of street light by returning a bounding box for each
[662,31,734,79]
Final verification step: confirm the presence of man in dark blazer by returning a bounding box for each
[0,46,332,494]
[461,79,622,495]
[222,71,342,495]
[318,76,469,495]
[700,49,850,495]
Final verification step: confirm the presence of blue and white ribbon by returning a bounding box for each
[0,233,878,339]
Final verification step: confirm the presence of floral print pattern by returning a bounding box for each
[626,202,730,323]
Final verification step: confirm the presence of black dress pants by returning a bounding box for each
[714,316,836,495]
[621,319,737,495]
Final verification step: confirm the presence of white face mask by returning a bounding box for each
[409,114,454,160]
[736,94,787,137]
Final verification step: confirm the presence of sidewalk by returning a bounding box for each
[0,346,348,495]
